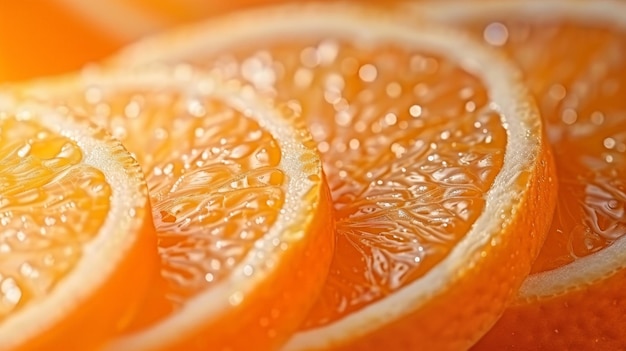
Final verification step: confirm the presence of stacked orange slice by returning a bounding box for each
[10,66,335,350]
[409,0,626,349]
[0,96,156,350]
[105,3,557,349]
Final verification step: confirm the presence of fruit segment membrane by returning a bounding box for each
[0,117,109,319]
[175,39,507,326]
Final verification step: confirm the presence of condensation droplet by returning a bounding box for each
[335,111,352,127]
[384,113,398,126]
[294,68,314,89]
[549,84,567,100]
[561,108,578,125]
[409,105,423,118]
[483,22,509,46]
[1,278,22,305]
[229,291,244,306]
[300,47,319,68]
[187,99,206,117]
[124,100,141,119]
[318,40,339,65]
[243,265,254,277]
[358,64,378,82]
[604,137,616,149]
[465,101,476,112]
[84,86,103,104]
[386,82,402,98]
[349,139,360,150]
[318,141,329,153]
[590,111,605,125]
[17,144,31,158]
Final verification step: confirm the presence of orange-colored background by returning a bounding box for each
[0,0,301,82]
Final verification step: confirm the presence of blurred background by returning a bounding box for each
[0,0,328,82]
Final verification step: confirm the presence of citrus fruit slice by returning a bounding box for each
[411,0,626,349]
[0,97,156,349]
[14,66,334,350]
[109,3,557,349]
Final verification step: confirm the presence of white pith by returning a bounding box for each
[408,0,626,300]
[111,4,543,349]
[0,100,149,348]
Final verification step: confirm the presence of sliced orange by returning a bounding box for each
[108,3,557,349]
[0,97,156,349]
[411,0,626,349]
[15,67,334,350]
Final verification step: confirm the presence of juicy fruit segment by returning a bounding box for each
[266,44,508,327]
[481,15,626,349]
[0,101,156,350]
[0,118,109,318]
[411,1,626,349]
[109,4,557,349]
[17,68,334,350]
[127,18,509,329]
[469,17,626,274]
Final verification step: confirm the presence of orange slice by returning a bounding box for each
[0,97,156,349]
[109,3,557,349]
[411,0,626,349]
[15,67,334,350]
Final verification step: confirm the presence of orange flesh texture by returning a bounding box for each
[453,14,626,351]
[165,37,511,326]
[0,117,109,319]
[468,19,626,274]
[0,113,158,349]
[33,78,334,350]
[73,88,287,306]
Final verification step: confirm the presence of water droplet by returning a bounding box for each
[229,291,244,306]
[1,278,22,305]
[124,100,141,119]
[386,82,402,98]
[294,68,313,89]
[384,113,397,126]
[349,139,360,150]
[561,108,578,125]
[409,105,423,118]
[358,64,378,82]
[187,99,206,117]
[300,47,319,68]
[243,265,254,277]
[335,111,352,127]
[465,101,476,112]
[17,143,31,158]
[317,40,339,65]
[84,86,103,104]
[590,111,605,125]
[549,84,567,100]
[483,22,509,46]
[604,137,616,149]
